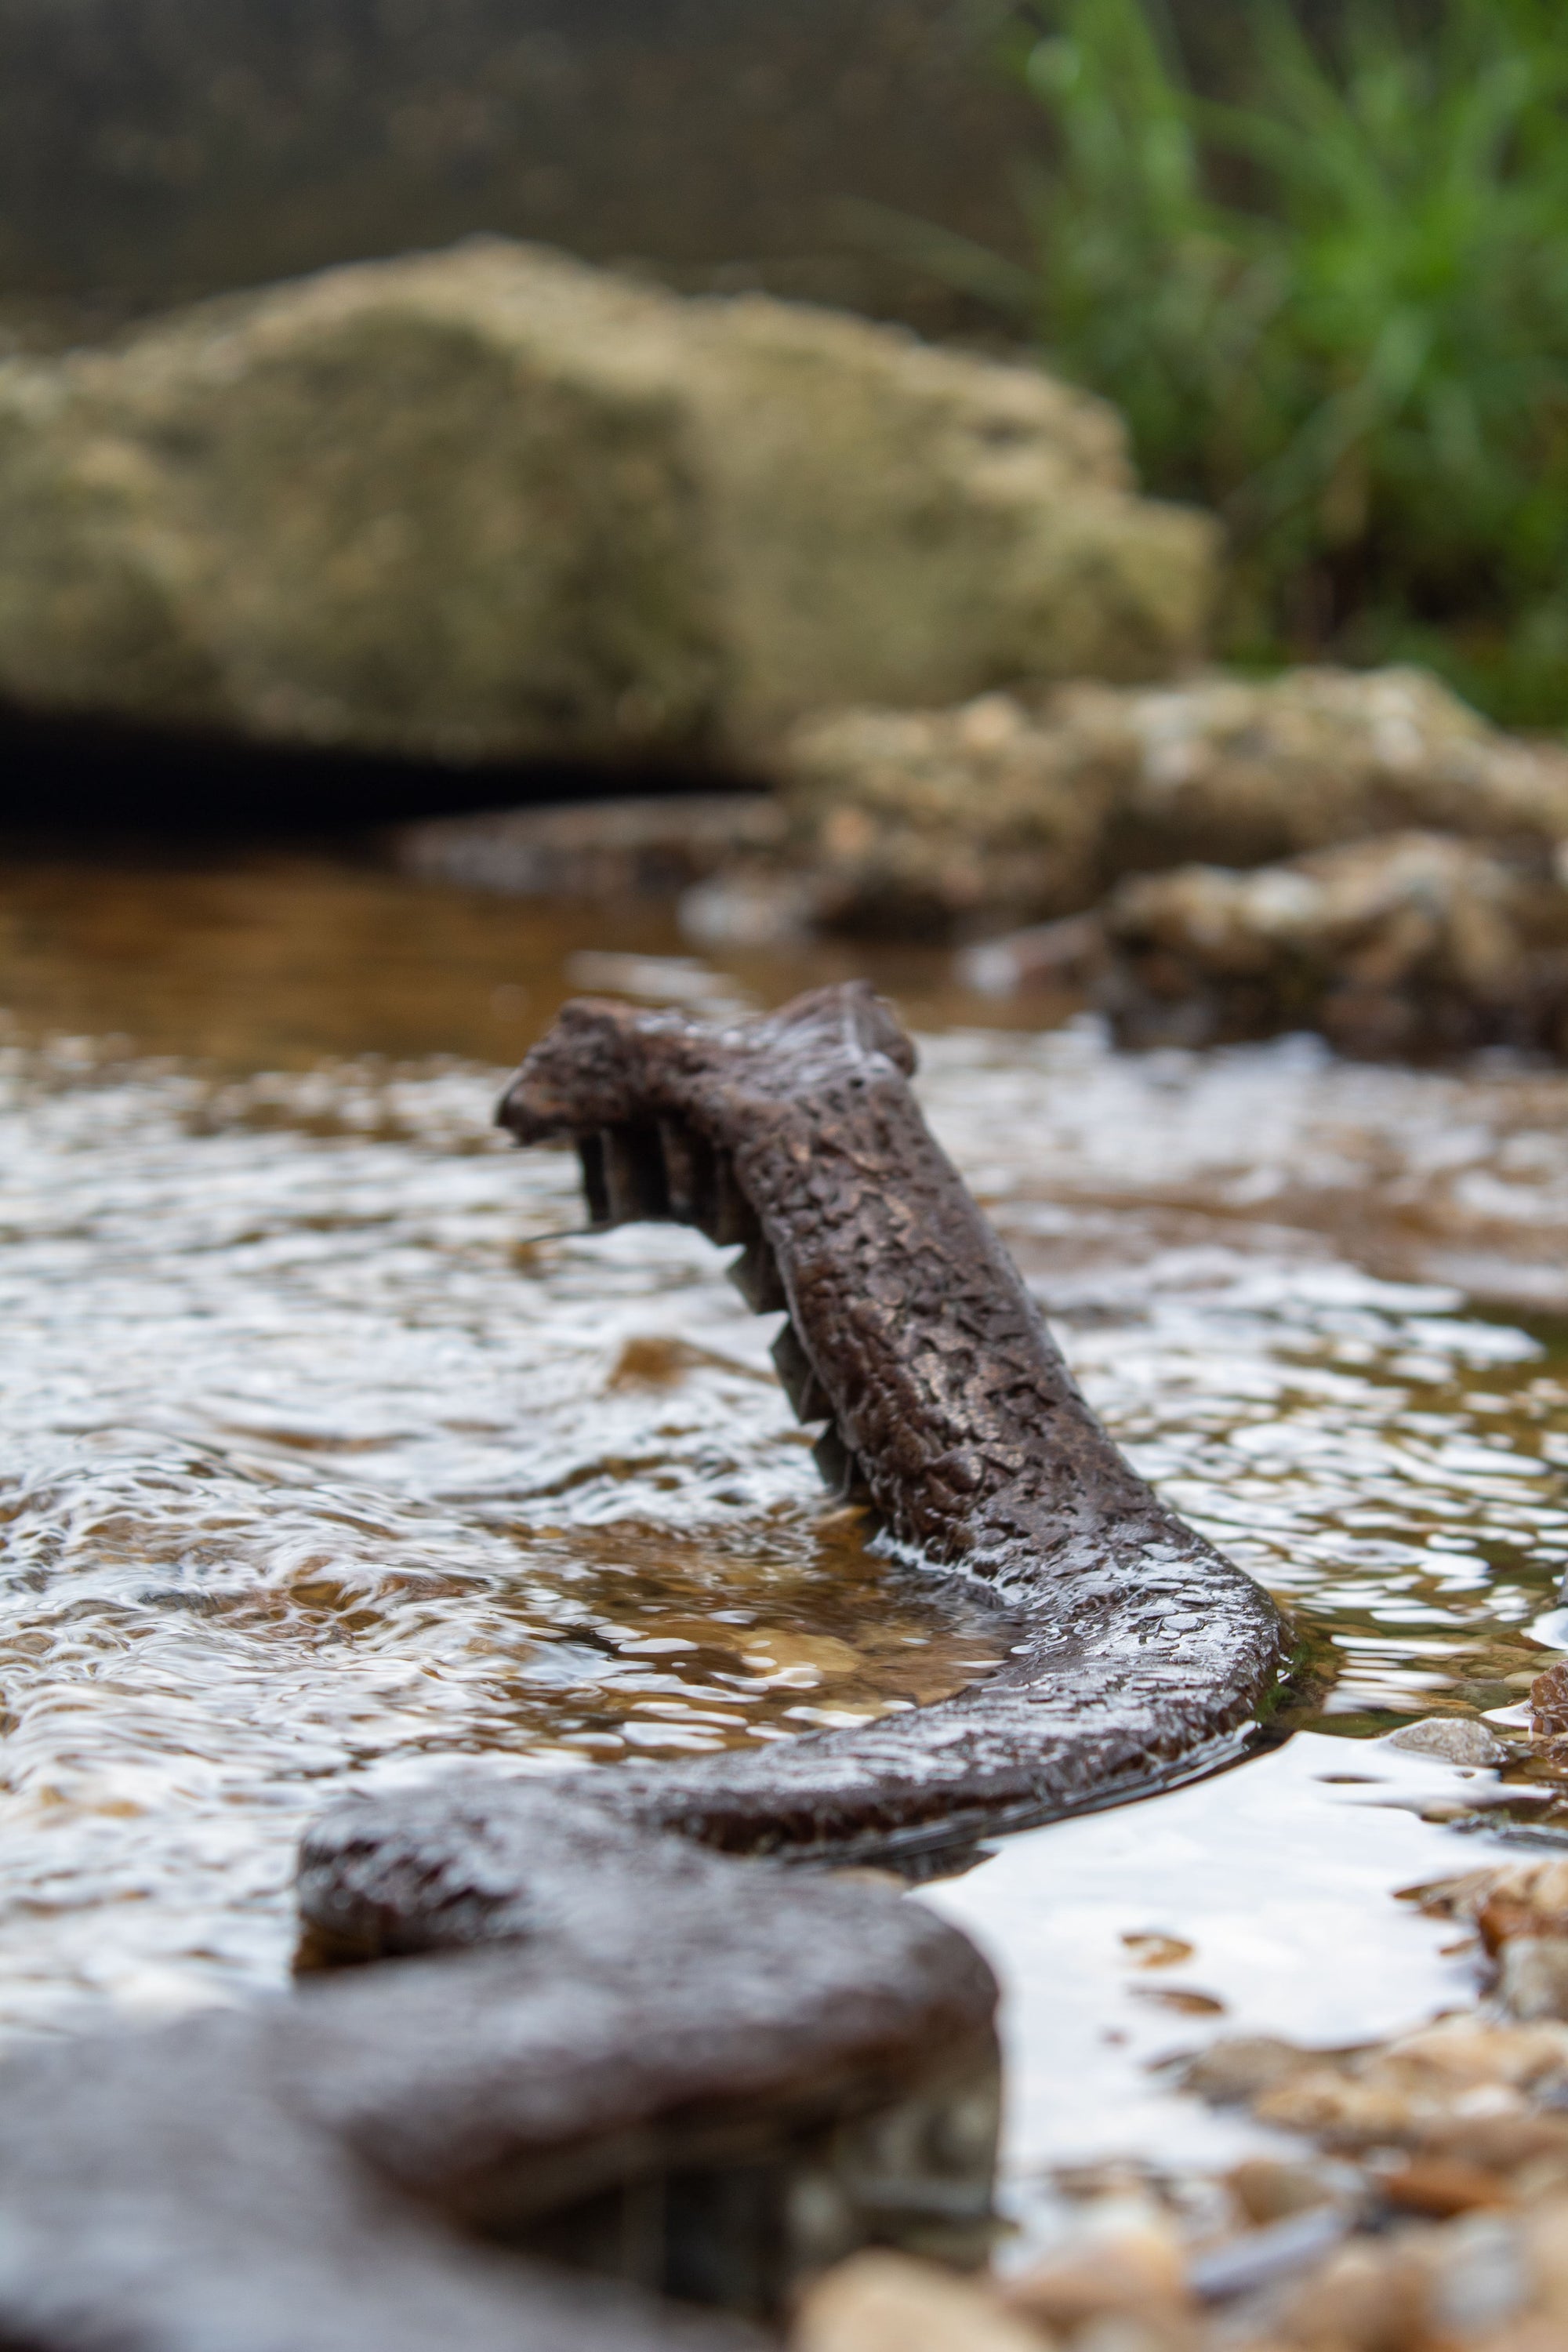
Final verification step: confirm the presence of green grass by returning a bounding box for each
[953,0,1568,725]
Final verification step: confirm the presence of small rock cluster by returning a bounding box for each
[644,663,1568,1060]
[790,1668,1568,2352]
[388,661,1568,1063]
[768,668,1568,939]
[793,1926,1568,2352]
[1091,830,1568,1054]
[794,2173,1564,2352]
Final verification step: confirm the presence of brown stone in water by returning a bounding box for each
[1384,1717,1509,1767]
[1381,2159,1513,2219]
[1416,2115,1568,2176]
[794,2252,1051,2352]
[1001,2228,1192,2333]
[1270,2240,1431,2351]
[1254,2070,1428,2152]
[604,1332,756,1389]
[1438,1861,1568,1957]
[1181,2038,1318,2107]
[1098,831,1568,1058]
[1500,1940,1568,2025]
[1227,2160,1340,2227]
[1383,2025,1568,2090]
[1187,2016,1568,2188]
[1129,1984,1228,2016]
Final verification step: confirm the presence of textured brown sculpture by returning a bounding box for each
[0,982,1283,2350]
[479,979,1286,1858]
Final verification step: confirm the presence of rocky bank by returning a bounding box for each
[767,668,1568,938]
[1089,832,1568,1056]
[788,1671,1568,2352]
[659,664,1568,1060]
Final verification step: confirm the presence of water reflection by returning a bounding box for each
[1,839,1566,2108]
[913,1030,1568,1728]
[923,1731,1497,2184]
[0,1036,1000,2030]
[0,840,999,1069]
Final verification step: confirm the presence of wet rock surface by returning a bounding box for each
[0,241,1210,770]
[771,691,1127,937]
[1385,1717,1510,1768]
[1094,666,1568,874]
[0,1783,997,2348]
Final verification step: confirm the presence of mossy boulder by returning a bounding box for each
[0,240,1216,768]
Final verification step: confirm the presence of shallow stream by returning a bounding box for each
[3,837,1567,2205]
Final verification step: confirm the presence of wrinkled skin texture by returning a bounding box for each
[477,980,1285,1860]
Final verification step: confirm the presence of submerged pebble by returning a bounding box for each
[1384,1717,1510,1767]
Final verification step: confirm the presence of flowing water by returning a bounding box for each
[2,835,1567,2189]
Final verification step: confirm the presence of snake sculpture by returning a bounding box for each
[0,984,1284,2352]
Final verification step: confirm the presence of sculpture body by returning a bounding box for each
[0,984,1283,2347]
